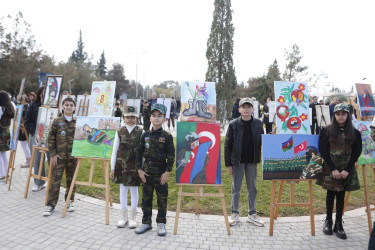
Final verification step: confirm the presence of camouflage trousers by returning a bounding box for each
[47,157,77,208]
[141,173,168,225]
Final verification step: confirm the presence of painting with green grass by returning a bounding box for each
[353,121,375,165]
[72,116,120,159]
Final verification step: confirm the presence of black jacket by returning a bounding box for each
[24,102,41,136]
[309,102,319,119]
[224,116,263,166]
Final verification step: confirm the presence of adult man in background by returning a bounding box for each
[309,96,320,134]
[329,97,339,120]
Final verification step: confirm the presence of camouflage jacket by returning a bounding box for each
[142,106,150,120]
[48,116,76,159]
[136,127,175,174]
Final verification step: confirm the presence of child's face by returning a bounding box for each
[62,101,76,116]
[335,111,348,126]
[124,115,137,126]
[150,110,165,127]
[190,140,200,150]
[239,104,254,118]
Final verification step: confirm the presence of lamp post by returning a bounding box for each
[128,52,147,98]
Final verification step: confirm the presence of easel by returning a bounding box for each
[77,93,90,116]
[317,105,329,129]
[173,184,231,235]
[269,179,315,236]
[61,157,113,224]
[24,146,53,205]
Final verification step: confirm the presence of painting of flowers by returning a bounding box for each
[274,81,310,134]
[180,81,216,123]
[88,81,116,117]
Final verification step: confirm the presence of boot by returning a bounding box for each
[117,209,128,228]
[182,99,198,116]
[323,218,333,235]
[197,100,212,119]
[21,158,31,168]
[128,209,137,229]
[333,220,347,239]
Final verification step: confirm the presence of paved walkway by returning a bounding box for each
[0,143,372,250]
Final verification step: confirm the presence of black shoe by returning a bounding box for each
[323,219,333,235]
[333,220,347,239]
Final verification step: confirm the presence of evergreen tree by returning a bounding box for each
[205,0,236,125]
[282,44,308,82]
[107,63,128,97]
[96,50,107,79]
[265,59,282,100]
[70,30,87,65]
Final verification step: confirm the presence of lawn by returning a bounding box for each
[62,137,375,217]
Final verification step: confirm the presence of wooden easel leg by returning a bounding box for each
[218,186,231,235]
[38,151,45,180]
[45,160,53,206]
[274,181,284,219]
[62,159,81,218]
[173,185,183,235]
[269,180,276,236]
[8,151,16,190]
[104,160,110,225]
[195,186,199,215]
[24,148,36,198]
[101,160,112,207]
[362,165,373,235]
[308,180,315,236]
[5,151,14,184]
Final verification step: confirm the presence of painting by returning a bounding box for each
[123,99,141,117]
[252,100,259,119]
[180,81,216,123]
[34,107,59,148]
[274,81,310,134]
[72,116,120,159]
[353,121,375,165]
[157,98,171,119]
[356,83,375,117]
[16,77,26,104]
[59,95,76,114]
[176,121,221,184]
[9,105,23,151]
[88,81,116,117]
[43,75,63,107]
[262,134,321,180]
[268,101,276,123]
[76,95,91,116]
[316,105,331,127]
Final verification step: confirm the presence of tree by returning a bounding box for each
[282,44,308,82]
[265,59,282,100]
[107,63,128,97]
[96,50,107,79]
[205,0,236,125]
[70,30,87,65]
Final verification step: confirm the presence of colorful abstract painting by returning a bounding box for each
[356,83,375,118]
[176,121,221,184]
[157,98,171,119]
[353,121,375,165]
[34,107,59,148]
[180,81,216,123]
[9,105,23,150]
[72,116,120,159]
[43,75,63,107]
[88,81,116,117]
[76,95,91,116]
[274,81,310,134]
[262,134,320,180]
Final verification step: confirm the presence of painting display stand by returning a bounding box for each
[61,157,112,224]
[173,184,231,235]
[24,146,53,206]
[269,179,315,236]
[78,93,90,116]
[5,150,17,190]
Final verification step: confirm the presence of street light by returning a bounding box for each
[128,52,147,98]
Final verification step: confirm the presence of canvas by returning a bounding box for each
[268,101,276,123]
[252,101,259,119]
[43,75,63,107]
[180,81,216,123]
[157,98,171,119]
[316,105,331,127]
[34,107,59,148]
[16,77,26,104]
[262,134,320,180]
[124,99,141,117]
[88,81,116,117]
[176,121,221,184]
[9,105,23,151]
[353,121,375,165]
[76,95,91,116]
[274,81,310,134]
[356,83,375,117]
[72,116,120,159]
[59,95,76,114]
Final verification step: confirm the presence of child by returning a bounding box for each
[135,103,175,236]
[317,103,362,239]
[43,97,77,216]
[142,100,151,131]
[110,106,143,228]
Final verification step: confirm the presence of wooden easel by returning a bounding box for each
[61,157,112,224]
[269,179,315,236]
[173,184,231,235]
[24,146,53,205]
[78,93,90,116]
[5,150,17,190]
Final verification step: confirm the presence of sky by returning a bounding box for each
[1,0,375,95]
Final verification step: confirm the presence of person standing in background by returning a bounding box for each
[309,96,320,134]
[263,97,273,134]
[231,98,241,120]
[329,97,339,120]
[175,97,181,120]
[114,102,122,118]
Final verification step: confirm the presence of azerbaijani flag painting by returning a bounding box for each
[176,121,221,184]
[282,136,293,152]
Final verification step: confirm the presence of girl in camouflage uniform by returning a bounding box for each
[0,91,15,180]
[317,103,362,240]
[110,106,142,229]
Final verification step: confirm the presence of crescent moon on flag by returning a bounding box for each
[191,152,195,159]
[197,131,216,149]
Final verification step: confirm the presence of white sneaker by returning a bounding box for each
[32,184,45,192]
[157,223,166,236]
[43,206,54,216]
[128,209,137,229]
[228,213,240,226]
[67,202,75,212]
[246,214,265,227]
[117,209,128,228]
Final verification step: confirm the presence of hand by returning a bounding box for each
[271,127,276,134]
[110,170,114,179]
[332,169,341,179]
[138,170,148,183]
[160,171,170,185]
[340,170,349,179]
[181,159,186,164]
[52,155,61,166]
[265,114,268,117]
[227,166,233,176]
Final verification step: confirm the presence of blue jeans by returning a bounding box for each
[29,135,47,186]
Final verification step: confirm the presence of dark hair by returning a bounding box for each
[61,97,76,115]
[35,86,45,103]
[326,110,355,143]
[234,97,241,106]
[0,90,15,118]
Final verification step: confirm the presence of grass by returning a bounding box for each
[61,137,375,217]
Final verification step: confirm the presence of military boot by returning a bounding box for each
[197,100,212,119]
[323,218,333,235]
[117,209,128,228]
[182,99,197,116]
[333,220,347,239]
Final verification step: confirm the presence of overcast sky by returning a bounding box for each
[2,0,374,94]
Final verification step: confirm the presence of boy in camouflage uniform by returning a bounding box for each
[135,103,175,236]
[43,98,77,216]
